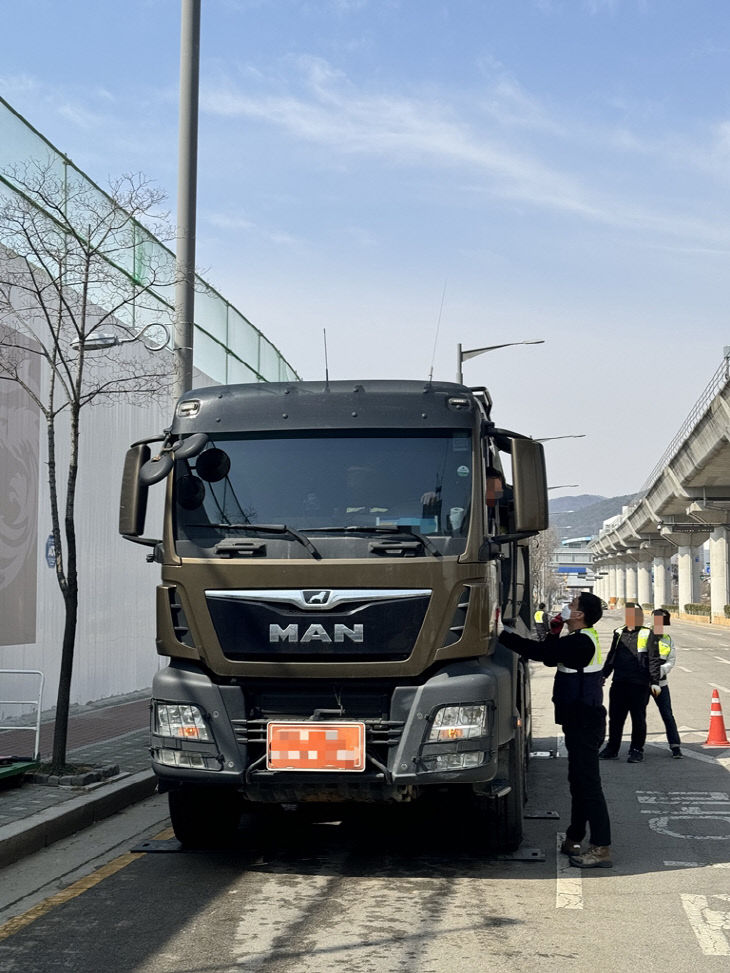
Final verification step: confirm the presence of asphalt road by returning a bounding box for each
[1,609,729,973]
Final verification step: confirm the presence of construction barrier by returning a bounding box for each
[703,688,730,747]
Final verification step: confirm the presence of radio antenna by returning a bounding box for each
[427,280,447,384]
[323,328,330,390]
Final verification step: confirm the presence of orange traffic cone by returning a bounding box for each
[703,689,730,747]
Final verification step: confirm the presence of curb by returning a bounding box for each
[0,770,157,869]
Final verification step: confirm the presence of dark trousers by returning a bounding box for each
[562,705,611,847]
[607,680,650,751]
[652,685,681,747]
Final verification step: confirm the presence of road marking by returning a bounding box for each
[0,850,143,942]
[555,833,583,910]
[677,666,692,673]
[649,816,730,839]
[645,742,730,766]
[664,861,730,868]
[714,657,730,666]
[638,790,730,840]
[709,682,730,694]
[681,894,730,955]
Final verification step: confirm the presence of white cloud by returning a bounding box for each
[200,59,730,247]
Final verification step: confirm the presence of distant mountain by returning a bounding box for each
[549,494,637,542]
[549,494,604,514]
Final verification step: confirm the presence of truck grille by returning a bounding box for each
[231,717,405,748]
[206,588,431,662]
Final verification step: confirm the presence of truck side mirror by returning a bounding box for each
[119,444,150,537]
[511,439,548,532]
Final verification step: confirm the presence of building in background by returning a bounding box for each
[550,536,595,602]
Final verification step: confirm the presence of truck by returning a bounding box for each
[119,379,548,850]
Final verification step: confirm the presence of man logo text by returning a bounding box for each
[269,623,364,643]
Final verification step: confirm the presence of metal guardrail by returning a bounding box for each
[0,669,44,761]
[639,352,730,495]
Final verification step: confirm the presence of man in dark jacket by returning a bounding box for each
[499,591,612,869]
[599,603,662,763]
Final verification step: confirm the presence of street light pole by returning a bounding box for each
[456,339,544,384]
[173,0,201,401]
[536,435,586,443]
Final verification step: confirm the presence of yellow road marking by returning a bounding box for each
[0,826,173,942]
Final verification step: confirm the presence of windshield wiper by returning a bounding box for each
[304,524,441,557]
[189,522,322,560]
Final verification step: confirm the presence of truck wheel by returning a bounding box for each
[495,723,525,852]
[471,724,525,853]
[168,785,242,849]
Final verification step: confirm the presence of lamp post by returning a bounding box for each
[536,435,586,443]
[71,322,171,353]
[456,339,544,383]
[174,0,201,401]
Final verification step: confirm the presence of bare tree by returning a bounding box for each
[0,158,175,772]
[529,526,561,610]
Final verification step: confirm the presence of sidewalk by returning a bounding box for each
[0,694,157,868]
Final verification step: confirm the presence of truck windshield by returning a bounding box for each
[173,430,473,556]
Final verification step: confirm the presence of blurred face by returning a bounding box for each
[653,612,664,636]
[485,474,504,508]
[566,596,585,632]
[625,606,643,629]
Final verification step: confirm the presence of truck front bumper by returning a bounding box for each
[150,658,508,799]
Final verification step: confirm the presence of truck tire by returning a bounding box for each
[168,785,242,849]
[494,723,525,852]
[471,723,525,853]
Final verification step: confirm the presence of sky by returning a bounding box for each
[1,0,730,499]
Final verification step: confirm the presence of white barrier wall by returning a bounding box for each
[0,362,216,719]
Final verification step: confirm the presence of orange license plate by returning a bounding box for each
[266,721,366,772]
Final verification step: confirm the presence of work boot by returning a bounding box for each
[570,845,612,869]
[599,746,618,759]
[559,837,582,856]
[671,746,683,758]
[627,748,644,763]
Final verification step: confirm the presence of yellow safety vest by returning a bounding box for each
[534,610,545,624]
[557,627,602,674]
[613,625,652,653]
[657,634,672,658]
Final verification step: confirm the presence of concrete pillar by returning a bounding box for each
[678,544,701,611]
[608,564,617,603]
[638,559,652,608]
[710,528,730,619]
[625,560,638,603]
[692,543,703,601]
[653,555,672,608]
[615,561,627,605]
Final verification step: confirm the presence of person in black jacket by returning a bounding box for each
[599,603,663,764]
[499,591,612,869]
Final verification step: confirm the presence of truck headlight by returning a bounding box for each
[422,751,485,771]
[427,704,487,742]
[156,748,208,769]
[155,703,211,742]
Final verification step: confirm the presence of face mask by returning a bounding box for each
[561,604,572,621]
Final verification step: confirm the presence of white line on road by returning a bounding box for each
[645,741,730,767]
[709,682,730,694]
[555,833,583,910]
[714,657,730,666]
[677,666,692,673]
[665,862,730,868]
[681,894,730,955]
